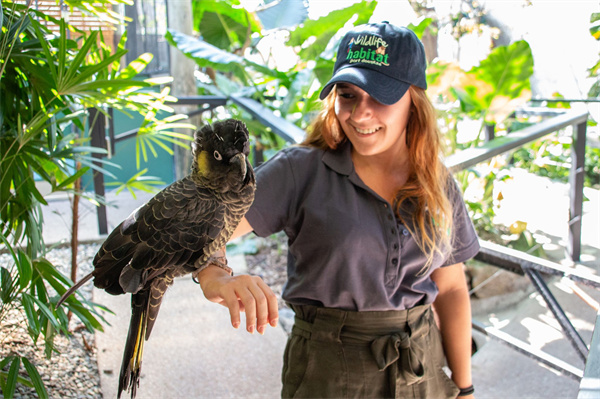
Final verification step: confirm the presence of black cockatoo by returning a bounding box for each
[57,119,255,398]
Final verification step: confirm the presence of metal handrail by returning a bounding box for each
[445,108,588,172]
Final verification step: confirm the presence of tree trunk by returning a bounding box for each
[68,161,81,323]
[167,0,200,180]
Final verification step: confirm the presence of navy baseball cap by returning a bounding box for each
[319,21,427,105]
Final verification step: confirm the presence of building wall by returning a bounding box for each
[29,0,116,46]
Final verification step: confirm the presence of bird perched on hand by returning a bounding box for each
[57,119,255,399]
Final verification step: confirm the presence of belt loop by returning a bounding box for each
[311,307,347,343]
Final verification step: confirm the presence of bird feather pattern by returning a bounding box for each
[57,119,255,398]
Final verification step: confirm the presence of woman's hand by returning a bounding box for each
[197,265,279,335]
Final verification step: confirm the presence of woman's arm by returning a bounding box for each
[431,263,474,398]
[196,217,279,335]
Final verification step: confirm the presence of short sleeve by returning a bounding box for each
[443,177,480,266]
[245,149,297,237]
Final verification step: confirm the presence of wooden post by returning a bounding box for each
[167,0,199,181]
[89,108,108,235]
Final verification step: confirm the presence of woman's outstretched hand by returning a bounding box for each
[197,265,279,335]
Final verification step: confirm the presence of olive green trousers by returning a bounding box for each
[281,304,460,399]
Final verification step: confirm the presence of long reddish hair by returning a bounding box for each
[303,86,453,271]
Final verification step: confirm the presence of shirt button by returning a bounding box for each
[403,229,409,236]
[393,243,399,250]
[391,229,396,235]
[391,258,398,265]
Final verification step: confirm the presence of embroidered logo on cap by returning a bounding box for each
[346,34,390,67]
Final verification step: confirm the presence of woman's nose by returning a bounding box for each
[351,97,373,121]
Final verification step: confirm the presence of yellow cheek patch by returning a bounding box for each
[196,151,210,175]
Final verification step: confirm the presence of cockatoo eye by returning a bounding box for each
[213,151,222,160]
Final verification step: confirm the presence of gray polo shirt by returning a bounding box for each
[245,142,480,311]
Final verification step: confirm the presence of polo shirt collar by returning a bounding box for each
[321,140,403,209]
[322,141,353,175]
[322,141,380,202]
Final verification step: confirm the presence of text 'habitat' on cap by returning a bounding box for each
[319,21,427,105]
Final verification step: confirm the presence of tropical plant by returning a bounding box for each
[168,0,378,157]
[510,131,600,189]
[0,1,193,396]
[428,39,534,151]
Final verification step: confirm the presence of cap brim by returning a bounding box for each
[319,67,411,106]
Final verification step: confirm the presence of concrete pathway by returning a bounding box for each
[94,266,287,399]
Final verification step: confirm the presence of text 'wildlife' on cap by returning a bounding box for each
[319,21,427,105]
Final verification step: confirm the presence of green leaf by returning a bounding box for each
[193,0,261,40]
[1,266,14,303]
[31,18,58,85]
[4,356,20,399]
[56,167,89,190]
[27,294,60,326]
[25,176,48,206]
[60,49,131,94]
[21,358,49,399]
[408,17,433,40]
[288,0,377,61]
[118,52,154,79]
[256,0,308,30]
[167,29,247,79]
[21,293,41,336]
[591,12,600,40]
[454,40,533,124]
[56,20,68,84]
[107,168,164,196]
[0,234,17,270]
[281,67,313,116]
[33,258,72,290]
[166,29,287,88]
[588,58,600,77]
[42,320,57,359]
[19,151,54,184]
[60,29,101,85]
[0,356,16,371]
[199,10,250,50]
[17,250,33,289]
[76,158,118,179]
[66,301,105,332]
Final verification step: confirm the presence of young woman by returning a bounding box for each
[196,22,479,399]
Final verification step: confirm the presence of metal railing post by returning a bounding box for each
[568,120,587,261]
[524,268,589,363]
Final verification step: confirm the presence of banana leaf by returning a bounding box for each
[450,40,533,125]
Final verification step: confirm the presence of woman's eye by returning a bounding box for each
[338,92,354,99]
[213,151,222,160]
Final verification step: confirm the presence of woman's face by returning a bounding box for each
[334,83,412,159]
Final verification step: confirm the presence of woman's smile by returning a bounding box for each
[353,126,382,135]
